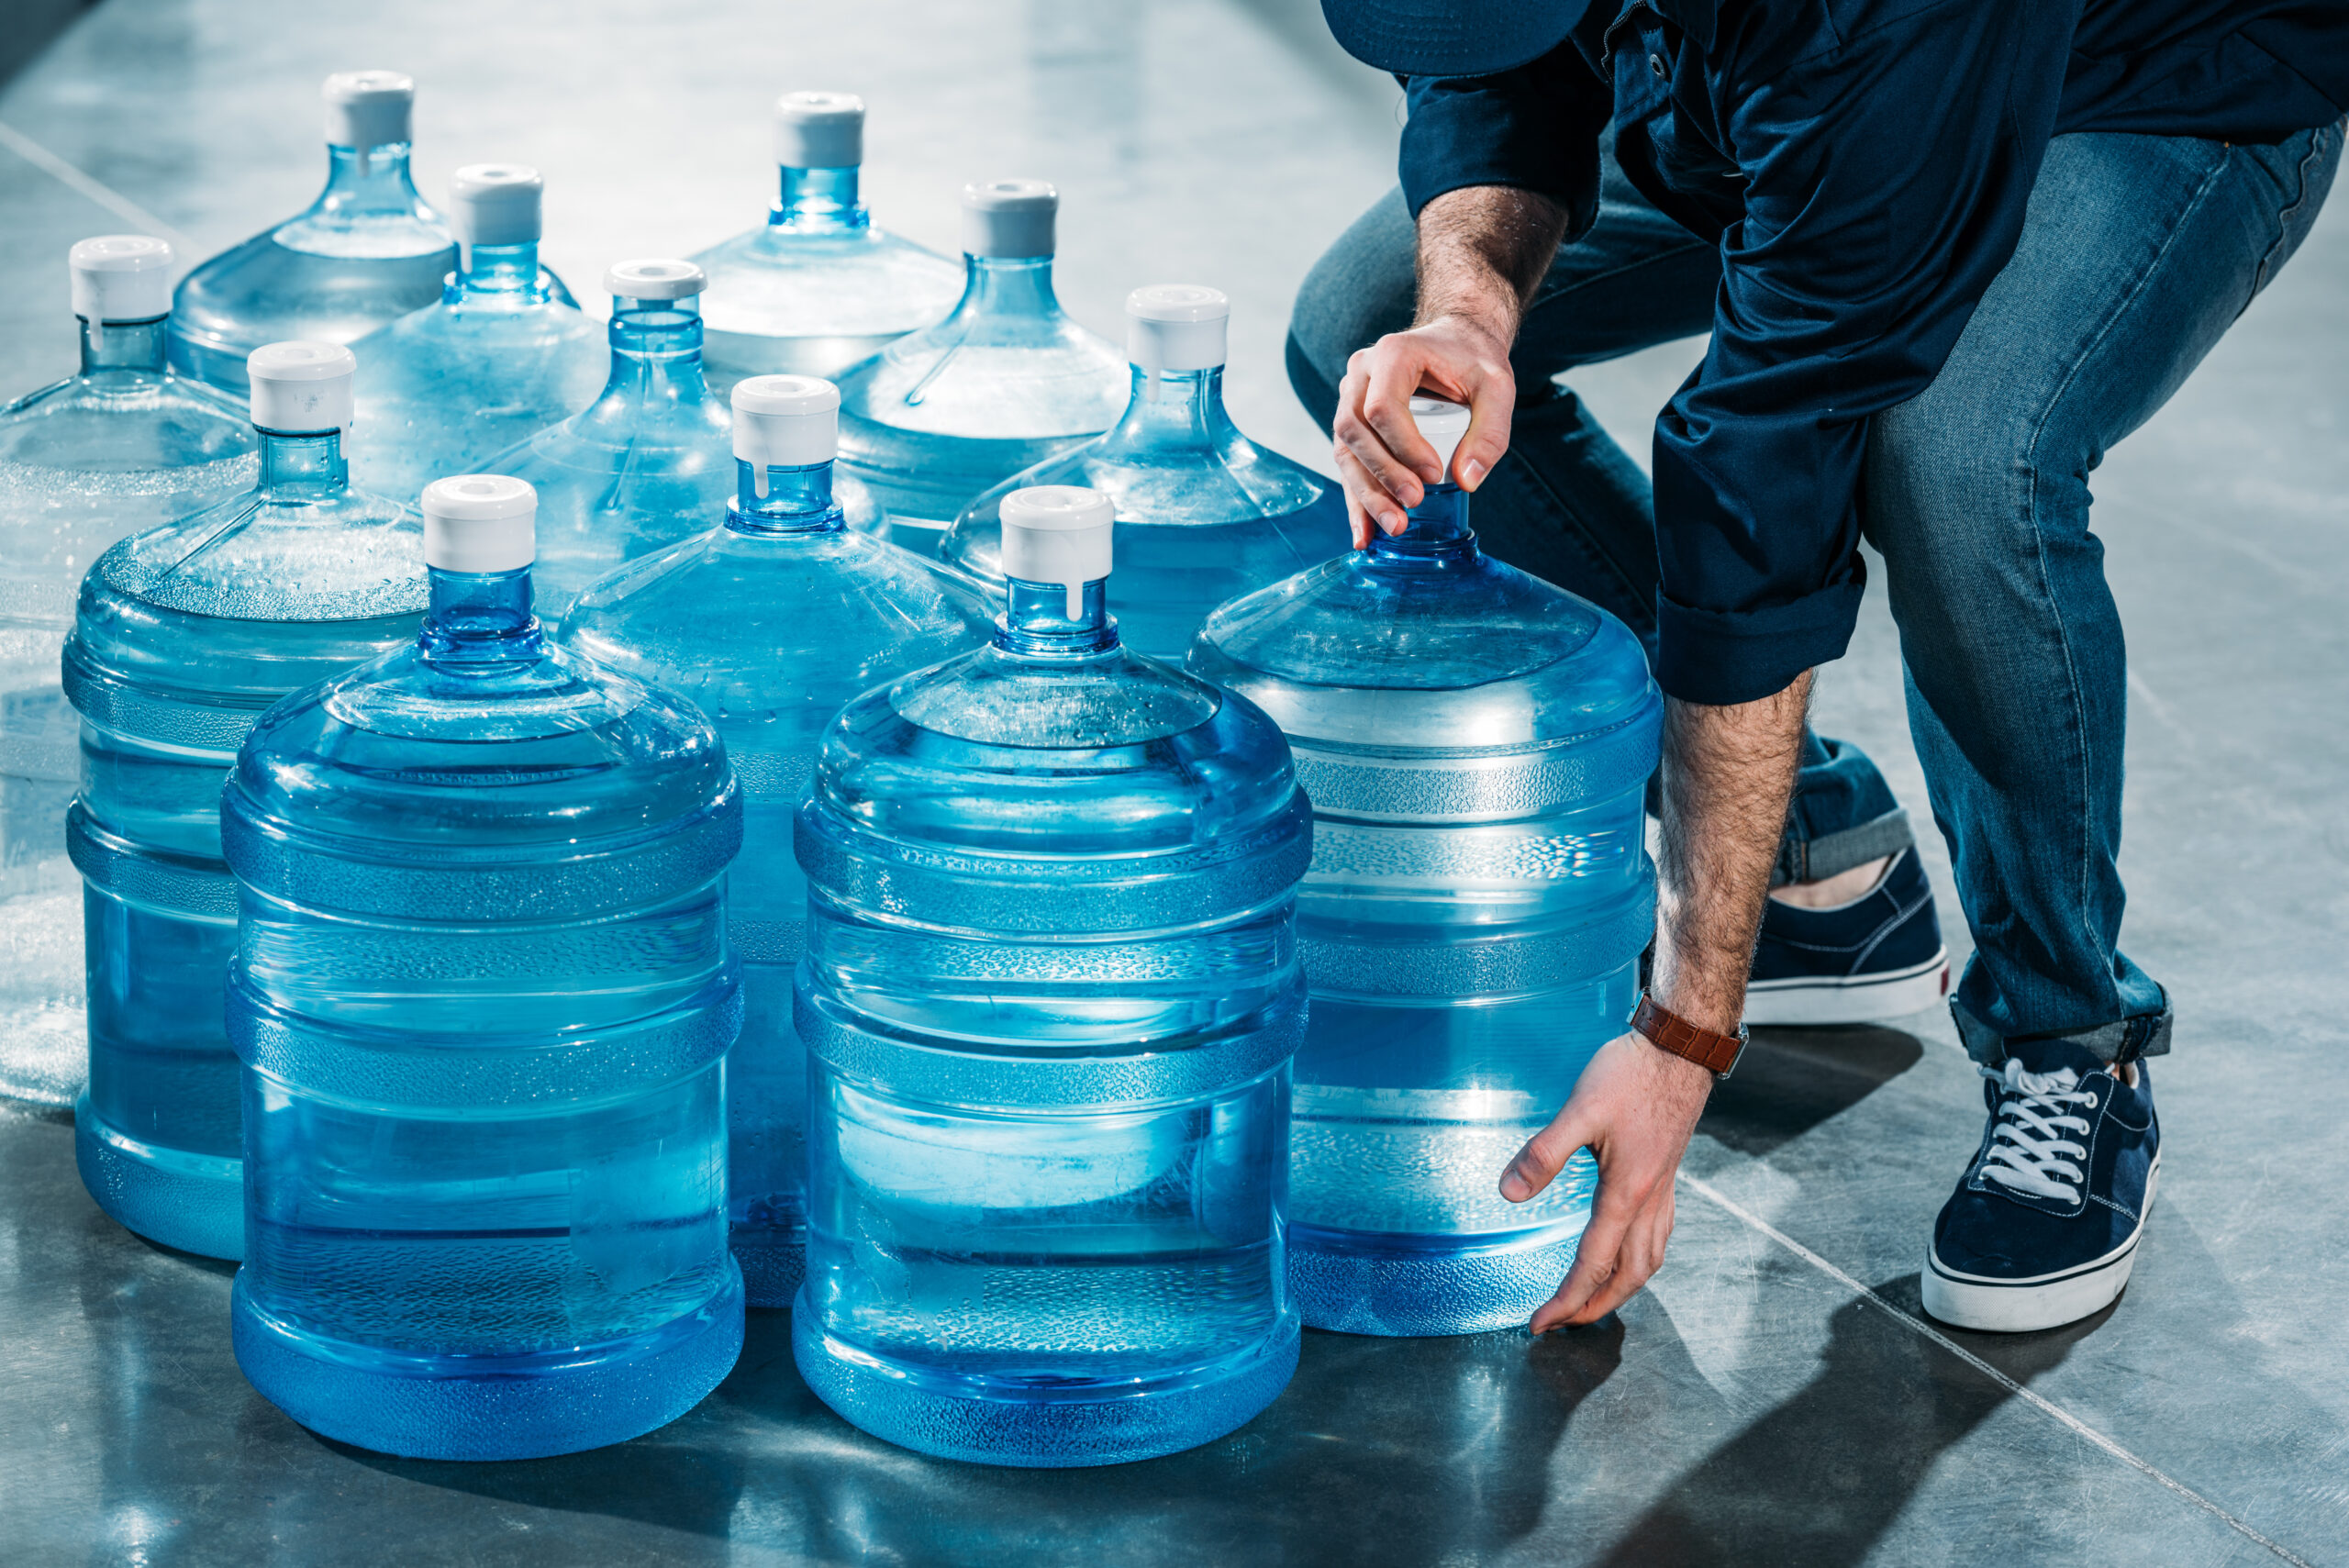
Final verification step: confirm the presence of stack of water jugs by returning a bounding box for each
[0,71,1660,1465]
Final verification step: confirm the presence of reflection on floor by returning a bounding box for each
[3,2,2343,1564]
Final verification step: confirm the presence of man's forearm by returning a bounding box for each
[1650,674,1815,1035]
[1414,185,1569,342]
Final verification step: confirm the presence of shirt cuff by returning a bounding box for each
[1653,577,1867,706]
[1397,56,1608,231]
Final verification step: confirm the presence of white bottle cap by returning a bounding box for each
[1000,485,1113,620]
[70,235,173,323]
[961,180,1056,260]
[1409,395,1472,483]
[448,164,542,247]
[1126,284,1229,374]
[605,258,706,302]
[421,475,536,573]
[323,71,415,150]
[247,340,356,433]
[731,375,840,487]
[775,91,864,170]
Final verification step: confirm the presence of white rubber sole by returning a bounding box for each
[1743,951,1950,1026]
[1920,1156,2160,1332]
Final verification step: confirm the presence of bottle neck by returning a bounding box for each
[729,459,844,534]
[955,255,1062,322]
[77,317,170,377]
[255,429,349,496]
[320,142,427,211]
[1104,364,1233,449]
[448,240,549,306]
[601,296,711,403]
[996,576,1118,657]
[774,165,868,233]
[422,564,542,663]
[1371,483,1477,560]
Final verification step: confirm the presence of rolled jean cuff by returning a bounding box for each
[1771,806,1914,887]
[1950,999,2175,1066]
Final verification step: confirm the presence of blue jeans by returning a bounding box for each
[1290,121,2341,1060]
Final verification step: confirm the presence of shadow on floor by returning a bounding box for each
[345,1310,1621,1567]
[1701,1025,1926,1157]
[1594,1273,2106,1567]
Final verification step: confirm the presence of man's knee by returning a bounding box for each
[1287,187,1419,431]
[1865,386,2063,569]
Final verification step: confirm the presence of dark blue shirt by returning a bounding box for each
[1398,0,2349,705]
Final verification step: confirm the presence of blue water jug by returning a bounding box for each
[225,473,743,1461]
[561,374,989,1308]
[349,164,601,501]
[834,182,1127,556]
[942,284,1342,658]
[485,260,887,613]
[478,258,732,613]
[692,92,963,390]
[63,342,425,1259]
[1189,397,1661,1336]
[169,72,456,395]
[794,485,1309,1466]
[0,237,256,1107]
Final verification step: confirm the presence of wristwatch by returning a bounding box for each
[1630,989,1748,1079]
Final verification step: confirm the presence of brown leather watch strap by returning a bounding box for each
[1631,990,1748,1078]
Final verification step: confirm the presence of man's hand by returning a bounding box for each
[1334,316,1516,547]
[1502,675,1816,1331]
[1330,184,1568,549]
[1503,1031,1715,1331]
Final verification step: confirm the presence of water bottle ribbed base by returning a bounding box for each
[1288,1223,1589,1337]
[74,1099,243,1260]
[733,1227,807,1311]
[791,1304,1299,1468]
[231,1264,746,1461]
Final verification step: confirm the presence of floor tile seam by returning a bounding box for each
[0,119,194,256]
[1675,1168,2319,1568]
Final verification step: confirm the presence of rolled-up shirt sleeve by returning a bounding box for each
[1399,44,1614,238]
[1651,2,2076,706]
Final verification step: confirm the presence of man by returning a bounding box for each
[1298,0,2344,1333]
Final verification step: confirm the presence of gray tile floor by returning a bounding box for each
[1,3,2342,1564]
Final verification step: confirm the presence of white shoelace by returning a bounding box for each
[1977,1061,2099,1202]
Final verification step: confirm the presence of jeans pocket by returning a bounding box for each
[2253,117,2344,299]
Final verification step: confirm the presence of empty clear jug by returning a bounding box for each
[348,164,600,502]
[693,92,962,391]
[942,284,1342,658]
[0,237,255,1106]
[834,181,1127,555]
[168,72,456,395]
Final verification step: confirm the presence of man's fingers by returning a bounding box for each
[1358,341,1445,491]
[1330,443,1388,547]
[1499,1099,1592,1203]
[1452,368,1516,492]
[1333,393,1427,528]
[1330,357,1399,541]
[1532,1171,1643,1331]
[1567,1191,1675,1326]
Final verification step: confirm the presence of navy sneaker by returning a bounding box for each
[1744,845,1949,1025]
[1921,1038,2160,1331]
